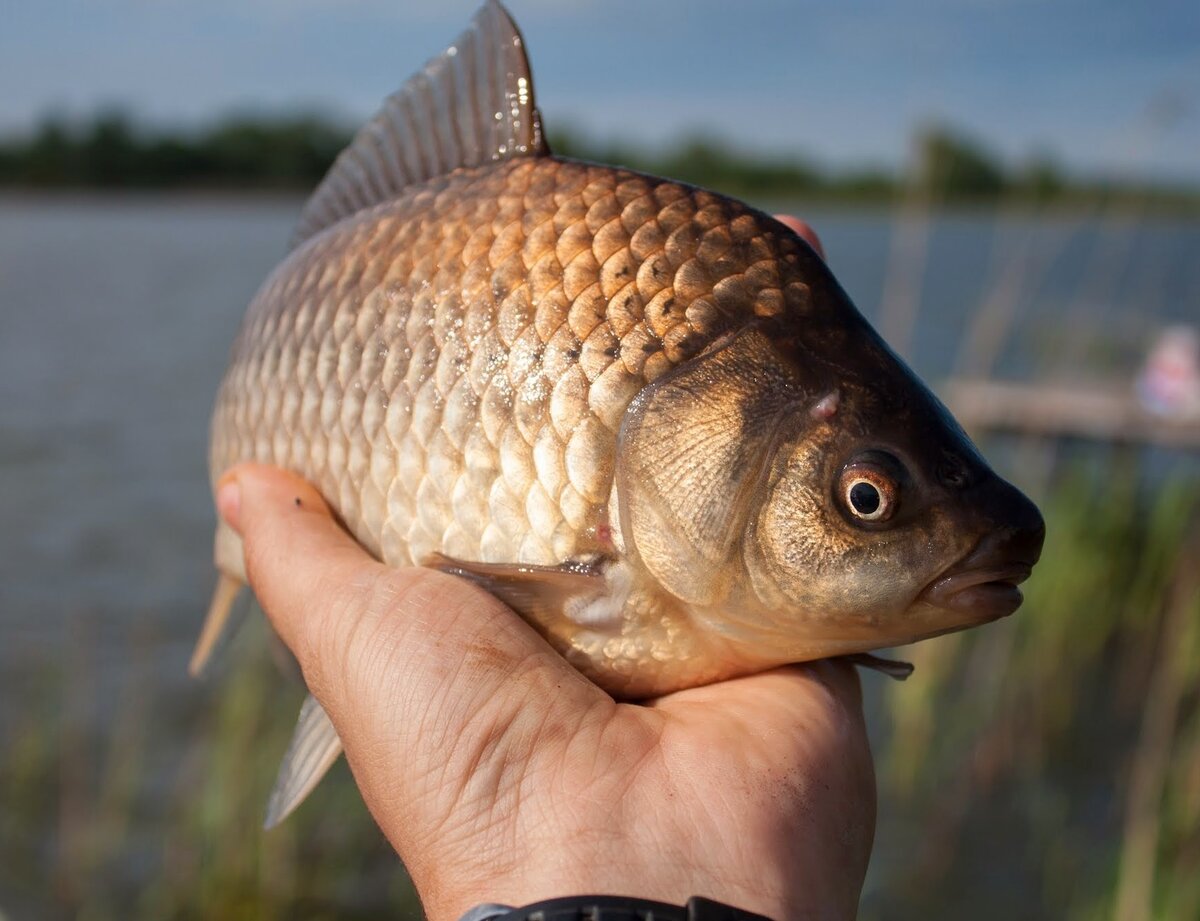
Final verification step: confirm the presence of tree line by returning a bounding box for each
[1,110,1195,211]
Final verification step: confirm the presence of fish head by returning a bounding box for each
[744,326,1046,654]
[617,281,1044,661]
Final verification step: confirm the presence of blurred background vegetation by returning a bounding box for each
[3,110,1199,213]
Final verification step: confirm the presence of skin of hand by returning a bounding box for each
[774,215,826,261]
[214,219,875,921]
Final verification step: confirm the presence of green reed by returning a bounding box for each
[865,460,1200,921]
[0,615,421,920]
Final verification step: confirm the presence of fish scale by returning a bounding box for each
[210,157,808,568]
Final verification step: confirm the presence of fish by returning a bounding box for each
[194,0,1045,827]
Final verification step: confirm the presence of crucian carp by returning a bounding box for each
[193,0,1045,827]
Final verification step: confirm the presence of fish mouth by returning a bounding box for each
[922,516,1043,623]
[922,562,1033,622]
[920,472,1045,623]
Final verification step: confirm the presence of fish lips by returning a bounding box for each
[922,538,1038,622]
[922,562,1033,622]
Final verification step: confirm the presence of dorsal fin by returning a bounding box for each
[292,0,549,247]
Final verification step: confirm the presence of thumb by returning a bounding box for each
[216,462,386,690]
[214,464,602,806]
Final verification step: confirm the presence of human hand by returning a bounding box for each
[215,220,874,921]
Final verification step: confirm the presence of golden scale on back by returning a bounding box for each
[194,0,1045,827]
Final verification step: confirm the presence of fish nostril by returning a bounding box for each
[937,453,972,490]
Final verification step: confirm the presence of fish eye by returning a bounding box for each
[849,481,882,515]
[837,460,899,524]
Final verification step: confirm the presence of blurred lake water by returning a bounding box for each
[1,198,294,663]
[1,195,1197,919]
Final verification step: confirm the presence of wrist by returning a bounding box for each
[458,895,774,921]
[413,853,796,921]
[401,789,841,921]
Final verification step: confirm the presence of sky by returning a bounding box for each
[2,0,1198,183]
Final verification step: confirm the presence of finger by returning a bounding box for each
[774,214,826,260]
[216,462,385,678]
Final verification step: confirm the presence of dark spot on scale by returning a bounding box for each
[642,341,658,353]
[652,263,664,279]
[533,346,545,363]
[661,297,676,316]
[604,345,620,358]
[618,265,630,278]
[566,347,581,360]
[294,497,303,507]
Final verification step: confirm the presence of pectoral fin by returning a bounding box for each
[190,519,250,676]
[188,573,245,677]
[264,694,343,830]
[424,553,614,628]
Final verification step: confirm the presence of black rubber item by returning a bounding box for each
[491,895,773,921]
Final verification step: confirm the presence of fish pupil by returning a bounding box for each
[850,482,880,515]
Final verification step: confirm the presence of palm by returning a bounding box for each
[331,585,874,921]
